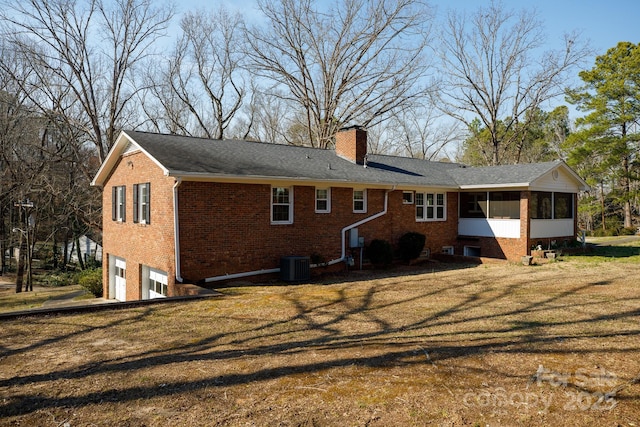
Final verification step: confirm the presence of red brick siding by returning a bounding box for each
[102,158,581,296]
[335,127,367,164]
[101,151,177,299]
[177,184,460,282]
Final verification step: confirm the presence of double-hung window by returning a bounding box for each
[271,186,293,224]
[111,185,126,222]
[315,188,331,213]
[353,189,367,213]
[133,182,151,224]
[416,192,446,221]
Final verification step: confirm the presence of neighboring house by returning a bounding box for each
[63,235,102,264]
[91,127,589,301]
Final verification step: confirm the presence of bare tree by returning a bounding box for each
[239,89,294,143]
[0,0,174,163]
[385,107,462,160]
[245,0,435,148]
[143,6,250,139]
[435,1,591,165]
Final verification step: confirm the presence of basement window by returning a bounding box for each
[272,186,293,224]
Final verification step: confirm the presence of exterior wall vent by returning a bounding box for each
[280,256,310,282]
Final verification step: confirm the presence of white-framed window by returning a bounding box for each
[353,189,367,213]
[112,185,126,222]
[271,186,293,224]
[402,191,414,204]
[133,182,151,224]
[442,246,454,255]
[315,187,331,213]
[416,192,446,221]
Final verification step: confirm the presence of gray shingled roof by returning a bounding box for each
[450,161,563,187]
[123,131,572,189]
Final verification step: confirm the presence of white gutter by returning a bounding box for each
[173,178,184,283]
[202,188,393,283]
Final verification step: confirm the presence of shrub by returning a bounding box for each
[365,239,393,267]
[41,272,75,287]
[398,232,426,262]
[77,268,103,297]
[620,226,637,236]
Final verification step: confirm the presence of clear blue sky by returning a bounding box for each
[180,0,639,58]
[176,0,639,121]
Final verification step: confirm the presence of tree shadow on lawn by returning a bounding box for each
[1,270,639,419]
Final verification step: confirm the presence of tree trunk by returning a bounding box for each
[75,236,85,270]
[15,237,25,293]
[623,157,632,229]
[601,182,606,231]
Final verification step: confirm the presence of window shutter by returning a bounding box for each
[133,184,139,223]
[112,186,117,221]
[146,182,151,224]
[122,186,126,222]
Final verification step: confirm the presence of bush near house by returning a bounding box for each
[398,232,426,262]
[77,268,103,297]
[365,239,393,267]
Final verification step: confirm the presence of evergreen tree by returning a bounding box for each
[565,42,640,229]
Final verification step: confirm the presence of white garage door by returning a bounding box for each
[148,268,168,299]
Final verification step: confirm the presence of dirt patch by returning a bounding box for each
[0,259,638,426]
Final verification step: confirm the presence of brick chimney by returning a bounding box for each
[335,125,367,164]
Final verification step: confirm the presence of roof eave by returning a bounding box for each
[167,171,459,190]
[91,131,170,187]
[458,183,530,190]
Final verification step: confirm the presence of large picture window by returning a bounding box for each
[416,192,446,221]
[272,187,293,224]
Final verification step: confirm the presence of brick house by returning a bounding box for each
[91,127,588,301]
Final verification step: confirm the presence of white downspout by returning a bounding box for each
[202,188,393,283]
[327,188,392,266]
[173,178,183,282]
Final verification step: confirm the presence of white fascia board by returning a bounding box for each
[458,183,530,190]
[91,131,129,187]
[91,131,170,187]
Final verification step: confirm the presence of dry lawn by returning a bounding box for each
[0,255,639,426]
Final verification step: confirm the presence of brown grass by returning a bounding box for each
[0,258,639,426]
